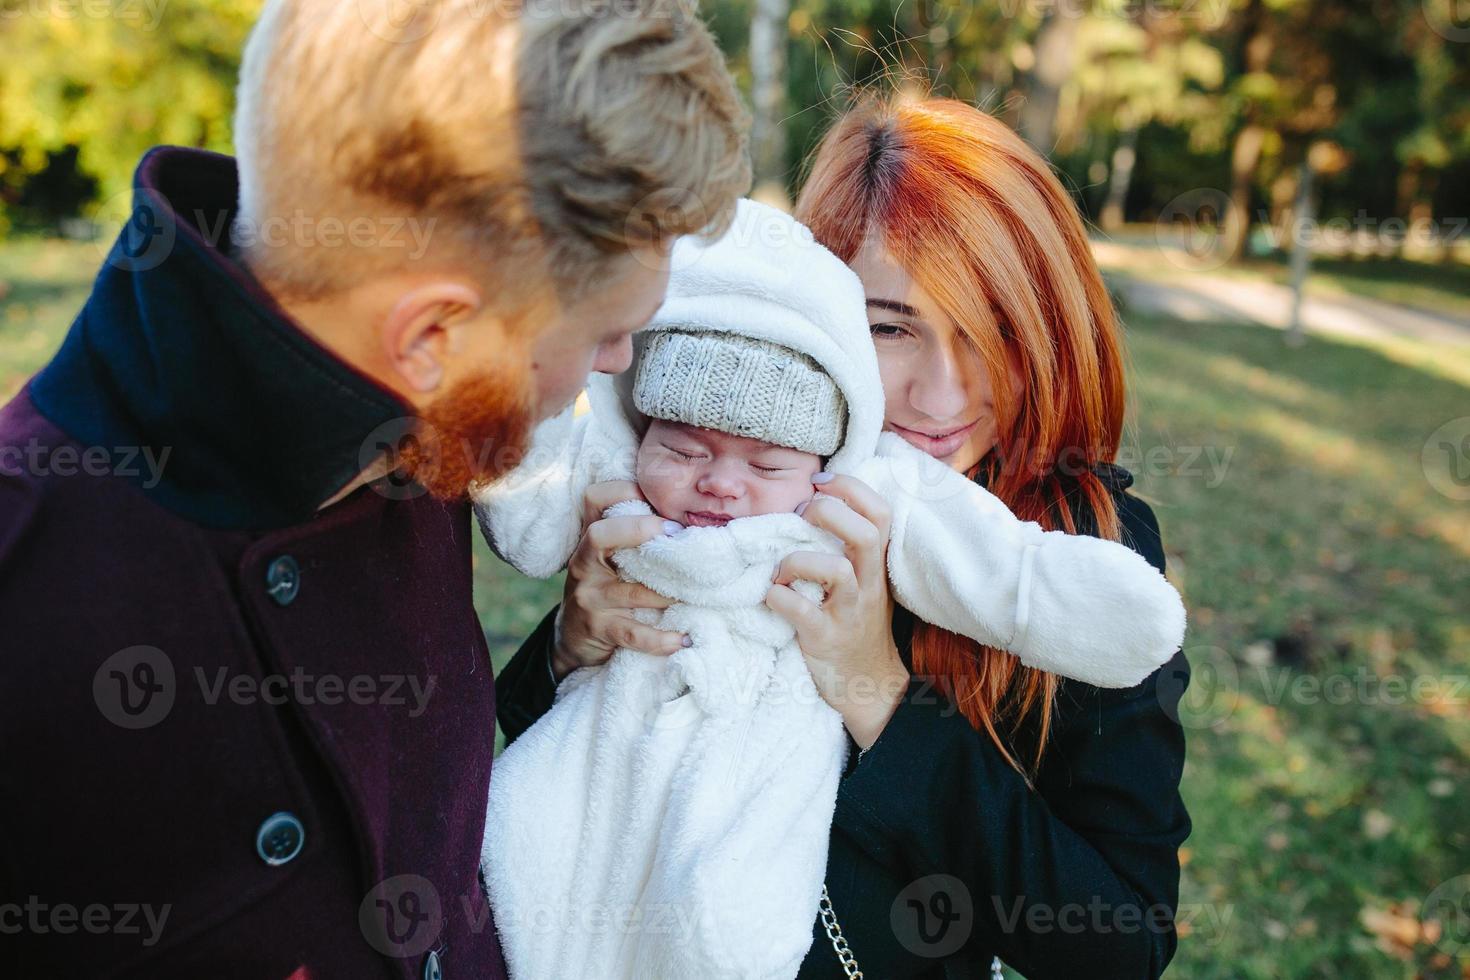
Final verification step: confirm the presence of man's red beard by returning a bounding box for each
[397,363,537,502]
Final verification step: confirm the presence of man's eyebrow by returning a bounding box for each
[866,298,920,317]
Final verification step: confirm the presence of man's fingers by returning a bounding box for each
[603,613,687,656]
[582,480,647,526]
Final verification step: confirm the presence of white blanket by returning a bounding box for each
[483,500,848,979]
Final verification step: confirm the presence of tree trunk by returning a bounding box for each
[1224,123,1266,262]
[750,0,791,207]
[1100,126,1139,232]
[1019,9,1078,155]
[1222,0,1274,263]
[1286,161,1315,347]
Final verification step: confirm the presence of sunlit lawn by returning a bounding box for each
[1114,292,1470,978]
[3,236,1466,977]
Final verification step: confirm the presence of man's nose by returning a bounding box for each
[592,333,635,375]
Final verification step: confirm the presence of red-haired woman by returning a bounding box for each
[497,96,1191,978]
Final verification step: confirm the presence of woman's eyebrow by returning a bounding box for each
[866,297,921,317]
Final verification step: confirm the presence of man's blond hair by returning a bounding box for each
[233,0,750,304]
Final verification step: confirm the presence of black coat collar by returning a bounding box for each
[29,146,411,531]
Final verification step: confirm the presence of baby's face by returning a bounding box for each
[636,419,821,527]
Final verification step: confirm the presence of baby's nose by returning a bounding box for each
[694,469,744,498]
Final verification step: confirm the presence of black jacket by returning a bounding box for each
[494,463,1191,979]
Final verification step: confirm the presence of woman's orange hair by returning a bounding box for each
[795,95,1127,779]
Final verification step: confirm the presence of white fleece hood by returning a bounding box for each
[474,199,1187,686]
[599,197,882,474]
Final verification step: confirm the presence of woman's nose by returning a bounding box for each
[908,344,974,422]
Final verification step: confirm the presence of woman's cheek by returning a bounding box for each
[872,349,911,420]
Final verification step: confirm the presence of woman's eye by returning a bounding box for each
[870,322,911,341]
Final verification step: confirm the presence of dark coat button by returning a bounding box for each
[255,811,305,866]
[264,555,300,606]
[423,949,443,980]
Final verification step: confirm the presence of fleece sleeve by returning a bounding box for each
[850,432,1185,689]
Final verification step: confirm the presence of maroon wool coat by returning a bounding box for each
[0,147,509,979]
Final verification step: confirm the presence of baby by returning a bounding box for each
[637,419,820,526]
[473,199,1187,980]
[630,328,842,528]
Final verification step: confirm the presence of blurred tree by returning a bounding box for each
[0,0,258,230]
[1055,12,1226,231]
[1018,6,1080,154]
[750,0,792,202]
[0,0,1465,265]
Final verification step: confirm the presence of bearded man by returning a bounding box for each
[0,0,748,975]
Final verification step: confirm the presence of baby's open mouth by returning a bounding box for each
[684,511,734,527]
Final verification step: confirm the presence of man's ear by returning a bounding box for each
[381,281,488,394]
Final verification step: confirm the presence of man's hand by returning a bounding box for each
[551,480,689,680]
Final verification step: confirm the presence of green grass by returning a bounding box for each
[3,237,1467,977]
[0,238,100,402]
[1115,299,1470,978]
[1270,256,1470,323]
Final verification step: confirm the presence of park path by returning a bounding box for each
[1090,240,1470,348]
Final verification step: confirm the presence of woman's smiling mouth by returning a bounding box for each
[888,419,979,457]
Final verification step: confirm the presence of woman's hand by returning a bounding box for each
[551,480,689,680]
[765,474,910,749]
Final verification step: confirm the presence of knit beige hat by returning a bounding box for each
[632,329,847,456]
